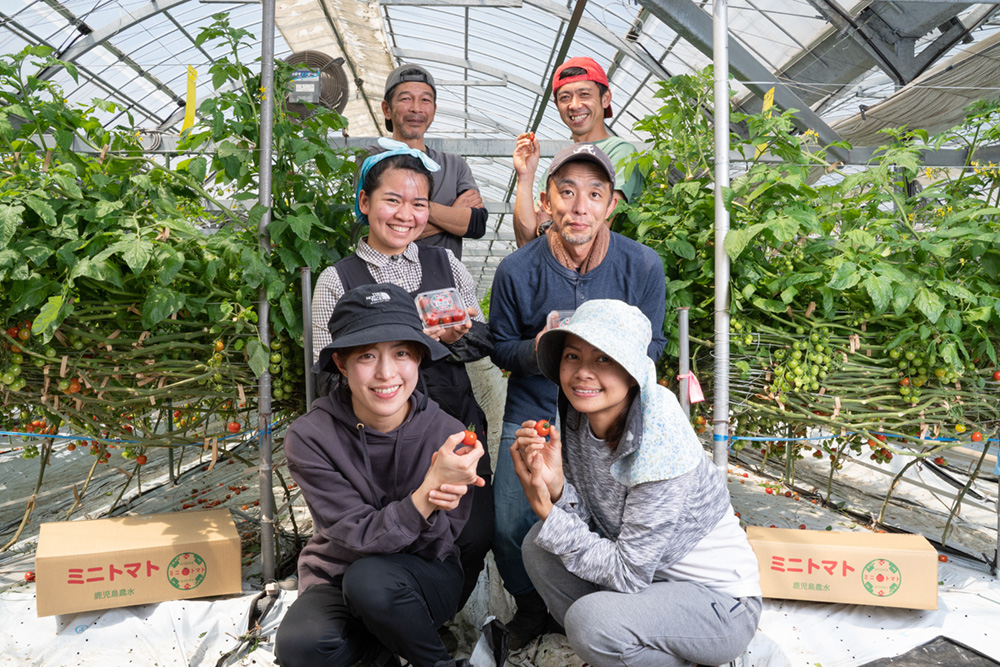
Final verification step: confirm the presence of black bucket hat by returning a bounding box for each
[313,283,449,375]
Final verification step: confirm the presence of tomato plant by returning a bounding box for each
[0,17,360,547]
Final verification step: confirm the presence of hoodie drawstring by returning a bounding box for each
[356,423,384,509]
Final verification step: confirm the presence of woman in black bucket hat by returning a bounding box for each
[276,283,482,667]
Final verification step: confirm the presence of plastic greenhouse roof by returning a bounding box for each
[3,0,1000,292]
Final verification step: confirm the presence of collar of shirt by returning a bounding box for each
[357,238,421,267]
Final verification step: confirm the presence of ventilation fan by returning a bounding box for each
[282,51,349,118]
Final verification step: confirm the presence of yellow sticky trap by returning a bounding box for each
[181,66,197,132]
[755,86,775,159]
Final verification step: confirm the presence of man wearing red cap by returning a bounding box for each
[511,57,644,248]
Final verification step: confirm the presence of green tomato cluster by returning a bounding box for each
[268,335,303,402]
[768,326,836,395]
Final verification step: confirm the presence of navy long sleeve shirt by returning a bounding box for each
[489,232,667,426]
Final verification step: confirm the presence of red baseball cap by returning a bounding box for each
[552,57,613,118]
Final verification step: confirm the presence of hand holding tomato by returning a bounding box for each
[512,420,564,511]
[512,131,540,177]
[416,431,485,517]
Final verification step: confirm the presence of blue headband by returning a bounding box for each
[355,137,441,225]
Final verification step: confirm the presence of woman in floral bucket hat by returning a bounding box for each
[509,299,761,667]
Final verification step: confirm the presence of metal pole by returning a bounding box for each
[712,0,732,473]
[302,267,315,411]
[166,400,175,485]
[257,0,277,583]
[678,307,691,418]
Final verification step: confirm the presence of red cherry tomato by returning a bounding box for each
[136,454,148,465]
[971,431,983,442]
[25,571,35,582]
[534,420,551,437]
[425,314,439,327]
[993,370,1000,381]
[5,326,18,339]
[417,296,431,310]
[462,429,477,447]
[439,313,453,325]
[228,421,240,433]
[938,554,948,563]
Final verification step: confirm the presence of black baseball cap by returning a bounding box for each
[383,64,437,132]
[313,283,449,375]
[546,142,615,188]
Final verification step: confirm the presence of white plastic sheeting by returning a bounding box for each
[1,555,998,666]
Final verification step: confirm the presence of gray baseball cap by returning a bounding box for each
[384,64,437,132]
[546,142,615,188]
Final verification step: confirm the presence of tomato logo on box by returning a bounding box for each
[167,552,207,590]
[862,558,901,598]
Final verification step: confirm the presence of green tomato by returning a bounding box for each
[270,353,282,364]
[270,339,282,351]
[889,349,900,360]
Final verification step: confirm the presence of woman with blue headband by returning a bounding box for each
[306,140,495,655]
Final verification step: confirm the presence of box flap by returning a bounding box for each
[746,526,936,553]
[37,509,239,559]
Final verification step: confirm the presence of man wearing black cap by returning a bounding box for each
[488,143,666,649]
[380,64,488,259]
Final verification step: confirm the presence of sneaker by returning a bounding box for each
[506,592,549,651]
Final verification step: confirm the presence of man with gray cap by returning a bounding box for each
[379,64,488,259]
[488,142,666,648]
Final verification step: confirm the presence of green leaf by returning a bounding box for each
[287,210,320,242]
[893,282,916,315]
[25,196,57,226]
[33,294,66,337]
[141,287,186,328]
[765,215,798,243]
[751,297,786,312]
[943,310,963,333]
[937,281,975,303]
[665,237,696,260]
[246,338,269,377]
[0,204,24,247]
[241,247,267,287]
[181,156,207,182]
[914,287,944,324]
[723,223,766,260]
[156,247,185,285]
[863,273,893,312]
[826,261,859,290]
[780,285,799,304]
[940,341,961,369]
[119,236,153,274]
[95,199,124,219]
[69,258,105,281]
[279,292,297,328]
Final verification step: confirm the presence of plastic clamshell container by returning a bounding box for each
[414,288,470,329]
[546,310,574,331]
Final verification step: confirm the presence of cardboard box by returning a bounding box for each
[35,508,242,617]
[747,526,938,610]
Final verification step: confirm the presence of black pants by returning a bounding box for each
[455,475,494,610]
[275,553,462,667]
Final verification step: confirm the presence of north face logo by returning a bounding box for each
[366,292,390,306]
[573,144,597,156]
